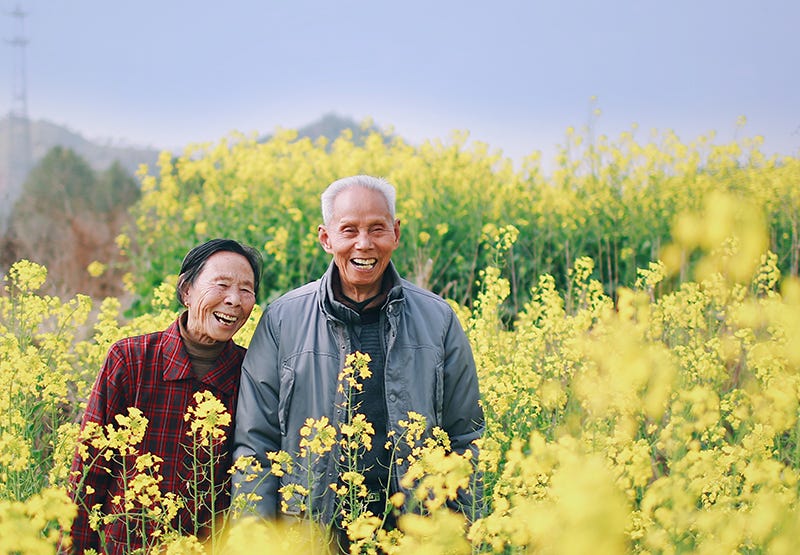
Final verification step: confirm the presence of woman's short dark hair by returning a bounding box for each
[175,238,263,306]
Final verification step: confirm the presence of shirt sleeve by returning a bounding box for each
[230,309,282,519]
[67,343,130,553]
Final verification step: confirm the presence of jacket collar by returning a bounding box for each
[320,261,404,324]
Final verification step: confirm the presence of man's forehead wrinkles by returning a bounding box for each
[335,214,390,226]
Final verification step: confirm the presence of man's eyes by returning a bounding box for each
[339,226,386,234]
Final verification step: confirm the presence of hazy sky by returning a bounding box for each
[1,0,798,164]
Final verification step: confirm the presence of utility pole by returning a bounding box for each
[2,4,32,233]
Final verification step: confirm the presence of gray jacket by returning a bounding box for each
[231,262,484,523]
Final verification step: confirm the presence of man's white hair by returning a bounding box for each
[320,175,396,225]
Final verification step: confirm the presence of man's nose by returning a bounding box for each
[355,230,372,249]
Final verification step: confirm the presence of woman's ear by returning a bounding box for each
[177,276,190,307]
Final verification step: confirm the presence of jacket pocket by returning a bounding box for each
[278,362,295,436]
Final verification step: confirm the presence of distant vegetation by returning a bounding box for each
[1,146,141,298]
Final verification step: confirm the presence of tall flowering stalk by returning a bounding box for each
[334,352,377,531]
[182,390,232,554]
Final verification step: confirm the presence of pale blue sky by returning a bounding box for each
[2,0,798,164]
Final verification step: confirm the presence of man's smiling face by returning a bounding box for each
[318,185,400,301]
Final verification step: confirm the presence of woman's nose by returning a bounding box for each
[225,289,241,306]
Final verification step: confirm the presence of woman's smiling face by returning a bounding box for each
[181,251,256,344]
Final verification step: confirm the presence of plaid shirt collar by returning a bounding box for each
[160,317,241,395]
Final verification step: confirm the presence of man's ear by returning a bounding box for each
[318,225,333,253]
[393,219,401,246]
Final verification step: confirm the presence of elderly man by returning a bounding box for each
[232,175,483,539]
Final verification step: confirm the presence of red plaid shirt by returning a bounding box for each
[67,317,245,555]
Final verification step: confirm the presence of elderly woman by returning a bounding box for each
[67,238,262,555]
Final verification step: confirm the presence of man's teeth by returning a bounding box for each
[352,258,377,268]
[214,312,237,324]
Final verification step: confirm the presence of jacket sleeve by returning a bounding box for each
[67,344,128,554]
[231,308,282,519]
[441,307,485,517]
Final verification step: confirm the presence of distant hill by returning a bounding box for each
[0,112,385,192]
[1,112,385,181]
[260,112,391,146]
[0,113,391,229]
[0,116,162,175]
[0,116,162,232]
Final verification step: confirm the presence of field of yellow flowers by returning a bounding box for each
[2,125,800,553]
